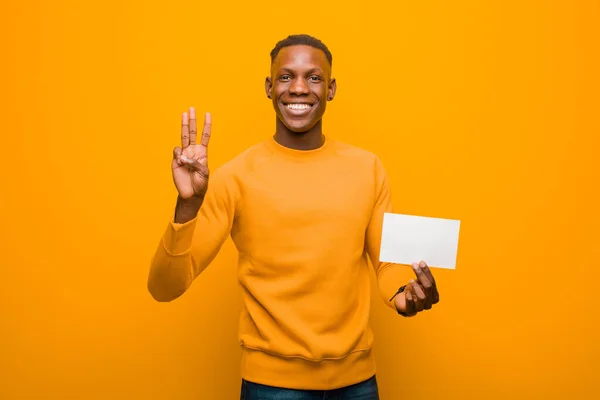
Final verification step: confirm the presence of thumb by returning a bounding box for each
[394,291,406,312]
[181,155,209,177]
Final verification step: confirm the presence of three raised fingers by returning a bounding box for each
[182,108,211,149]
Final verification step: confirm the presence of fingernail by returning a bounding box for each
[412,262,419,269]
[199,158,207,165]
[189,107,196,119]
[420,261,427,268]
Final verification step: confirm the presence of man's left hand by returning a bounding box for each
[394,261,440,316]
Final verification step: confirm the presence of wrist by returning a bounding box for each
[174,195,203,224]
[177,194,204,207]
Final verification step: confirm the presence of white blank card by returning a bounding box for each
[379,213,460,269]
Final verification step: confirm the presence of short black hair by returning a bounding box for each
[270,34,333,66]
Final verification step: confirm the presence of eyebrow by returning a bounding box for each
[277,67,325,75]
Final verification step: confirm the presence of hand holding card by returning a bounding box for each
[380,212,460,317]
[392,261,440,316]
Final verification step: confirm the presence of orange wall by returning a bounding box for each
[1,1,599,399]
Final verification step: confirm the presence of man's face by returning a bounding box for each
[266,45,336,133]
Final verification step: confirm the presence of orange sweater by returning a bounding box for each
[148,136,409,390]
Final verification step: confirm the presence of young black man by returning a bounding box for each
[148,34,440,400]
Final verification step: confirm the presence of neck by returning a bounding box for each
[273,119,324,150]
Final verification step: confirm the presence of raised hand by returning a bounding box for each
[172,107,212,200]
[394,261,440,317]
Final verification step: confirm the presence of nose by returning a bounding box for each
[289,77,310,95]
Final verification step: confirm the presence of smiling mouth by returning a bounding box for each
[285,103,314,110]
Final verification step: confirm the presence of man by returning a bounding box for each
[148,34,440,400]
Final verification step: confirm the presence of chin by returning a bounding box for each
[286,114,323,133]
[287,123,314,133]
[277,116,315,133]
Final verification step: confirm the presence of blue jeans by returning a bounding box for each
[240,375,379,400]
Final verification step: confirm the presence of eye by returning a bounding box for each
[279,75,291,81]
[309,76,322,82]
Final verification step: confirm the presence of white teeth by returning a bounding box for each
[287,104,311,110]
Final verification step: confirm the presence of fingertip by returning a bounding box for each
[189,107,196,119]
[420,261,427,268]
[182,112,189,124]
[205,112,211,123]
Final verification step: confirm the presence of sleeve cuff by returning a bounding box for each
[162,216,198,256]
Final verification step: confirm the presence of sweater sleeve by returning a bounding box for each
[147,165,239,302]
[365,156,411,311]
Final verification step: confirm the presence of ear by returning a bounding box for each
[327,78,337,101]
[265,76,273,99]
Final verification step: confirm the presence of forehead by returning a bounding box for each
[272,45,330,72]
